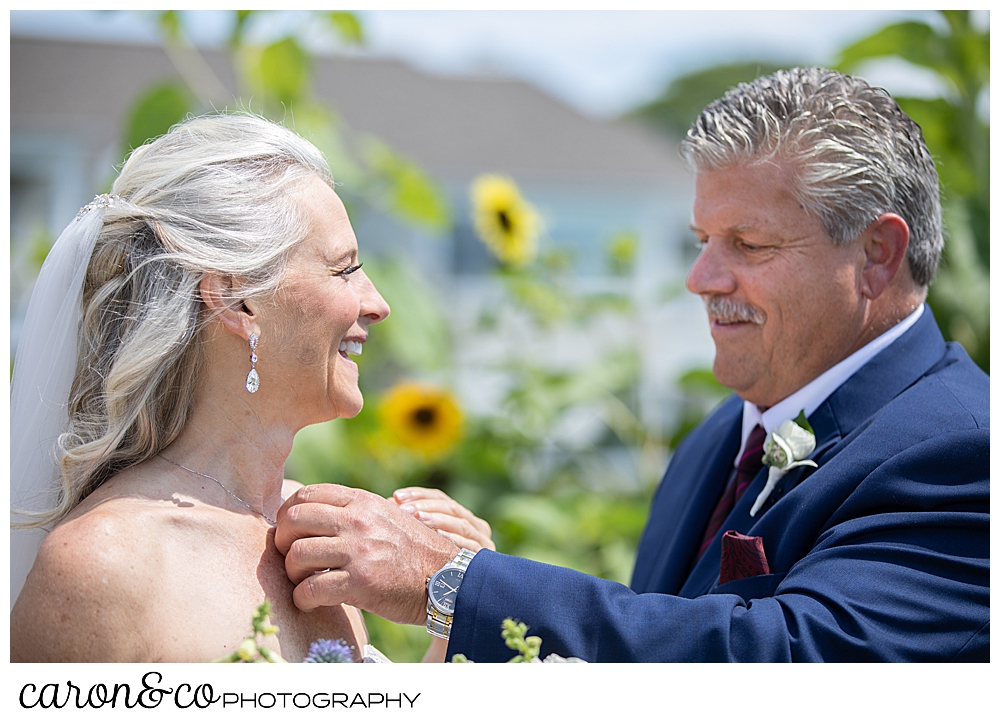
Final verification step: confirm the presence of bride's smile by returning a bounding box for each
[10,113,493,664]
[8,117,376,662]
[251,176,389,428]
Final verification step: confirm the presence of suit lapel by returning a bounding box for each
[678,306,947,597]
[823,305,946,435]
[679,403,847,596]
[632,398,742,595]
[763,401,843,501]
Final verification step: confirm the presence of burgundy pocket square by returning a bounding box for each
[719,530,771,585]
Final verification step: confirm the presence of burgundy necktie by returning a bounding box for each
[696,424,767,561]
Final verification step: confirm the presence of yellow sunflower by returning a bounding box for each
[470,174,541,266]
[379,383,464,457]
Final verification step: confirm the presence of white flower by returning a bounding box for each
[531,653,588,663]
[750,412,818,517]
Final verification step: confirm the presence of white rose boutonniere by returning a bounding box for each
[749,411,818,517]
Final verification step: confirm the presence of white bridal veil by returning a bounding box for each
[10,198,112,609]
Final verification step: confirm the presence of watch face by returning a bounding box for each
[429,568,464,615]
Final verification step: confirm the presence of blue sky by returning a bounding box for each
[10,10,978,118]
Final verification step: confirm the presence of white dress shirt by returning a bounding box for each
[734,304,924,465]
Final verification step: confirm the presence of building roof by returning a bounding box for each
[11,35,686,183]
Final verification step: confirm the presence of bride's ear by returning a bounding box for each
[199,274,258,338]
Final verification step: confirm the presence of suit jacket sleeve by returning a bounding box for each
[445,427,990,662]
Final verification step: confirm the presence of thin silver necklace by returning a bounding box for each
[158,454,276,525]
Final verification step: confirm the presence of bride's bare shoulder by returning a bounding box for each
[10,472,209,662]
[11,505,160,662]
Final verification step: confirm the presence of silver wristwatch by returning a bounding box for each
[426,548,476,640]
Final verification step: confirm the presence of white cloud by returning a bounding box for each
[11,9,945,118]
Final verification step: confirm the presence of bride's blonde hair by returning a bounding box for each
[20,113,334,528]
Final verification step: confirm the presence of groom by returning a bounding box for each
[275,68,989,661]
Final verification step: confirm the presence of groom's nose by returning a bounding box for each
[687,238,738,298]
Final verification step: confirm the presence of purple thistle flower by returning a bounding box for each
[303,638,354,663]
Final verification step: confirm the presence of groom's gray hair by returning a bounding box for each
[680,67,942,287]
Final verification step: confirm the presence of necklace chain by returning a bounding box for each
[158,454,276,525]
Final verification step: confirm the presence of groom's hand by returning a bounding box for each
[274,484,458,625]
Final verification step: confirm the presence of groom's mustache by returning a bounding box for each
[702,296,766,325]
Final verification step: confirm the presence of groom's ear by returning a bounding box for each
[199,274,257,338]
[859,213,911,300]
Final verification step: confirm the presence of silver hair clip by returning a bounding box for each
[77,193,121,218]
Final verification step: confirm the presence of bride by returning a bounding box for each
[10,114,493,662]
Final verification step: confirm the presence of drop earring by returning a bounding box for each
[245,333,260,393]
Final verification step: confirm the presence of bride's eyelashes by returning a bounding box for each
[333,262,363,278]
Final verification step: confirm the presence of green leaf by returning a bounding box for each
[157,10,182,42]
[286,103,365,187]
[494,495,577,547]
[579,292,632,317]
[838,22,946,74]
[237,637,258,661]
[676,368,729,396]
[257,645,287,663]
[540,247,574,274]
[287,419,349,487]
[895,96,958,148]
[504,353,640,437]
[328,11,364,45]
[229,10,257,49]
[212,651,242,663]
[893,97,976,196]
[628,61,789,138]
[27,226,54,271]
[124,82,192,151]
[255,37,311,106]
[363,140,452,230]
[940,10,970,33]
[361,258,451,373]
[605,230,639,275]
[501,618,539,662]
[503,275,570,323]
[927,199,990,370]
[793,410,814,435]
[251,601,273,634]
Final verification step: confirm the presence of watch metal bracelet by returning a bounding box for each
[426,548,476,639]
[426,605,453,639]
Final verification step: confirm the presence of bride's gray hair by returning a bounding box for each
[35,113,334,528]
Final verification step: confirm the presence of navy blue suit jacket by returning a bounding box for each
[447,308,989,661]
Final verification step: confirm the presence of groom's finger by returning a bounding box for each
[275,483,356,524]
[274,499,348,556]
[292,569,352,612]
[284,536,348,584]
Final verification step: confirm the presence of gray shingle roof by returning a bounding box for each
[12,35,685,183]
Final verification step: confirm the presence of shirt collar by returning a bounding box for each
[736,304,924,466]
